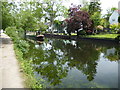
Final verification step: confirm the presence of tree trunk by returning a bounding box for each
[24,30,26,38]
[77,30,79,37]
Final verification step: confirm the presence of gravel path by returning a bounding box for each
[0,33,24,88]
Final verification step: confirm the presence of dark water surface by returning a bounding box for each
[24,38,119,88]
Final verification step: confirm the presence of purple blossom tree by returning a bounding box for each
[64,4,93,36]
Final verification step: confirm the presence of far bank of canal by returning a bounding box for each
[24,35,119,88]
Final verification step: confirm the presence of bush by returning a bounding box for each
[5,26,20,41]
[5,26,43,88]
[17,28,24,39]
[110,24,119,33]
[15,40,30,54]
[5,26,29,54]
[78,30,86,35]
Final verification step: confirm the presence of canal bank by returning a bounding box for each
[0,33,24,88]
[43,33,119,44]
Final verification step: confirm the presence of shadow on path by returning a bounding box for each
[1,38,12,45]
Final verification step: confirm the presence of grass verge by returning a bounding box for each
[87,34,119,39]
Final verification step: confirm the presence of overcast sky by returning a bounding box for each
[63,0,120,14]
[7,0,120,15]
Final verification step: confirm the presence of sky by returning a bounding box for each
[6,0,120,15]
[63,0,120,14]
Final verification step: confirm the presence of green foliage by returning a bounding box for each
[53,20,64,33]
[88,1,101,15]
[78,30,86,35]
[2,1,68,34]
[5,27,20,41]
[42,0,67,33]
[37,22,48,33]
[103,7,117,21]
[86,1,102,31]
[90,12,101,28]
[110,24,119,33]
[5,27,30,54]
[100,18,109,28]
[16,40,30,54]
[17,28,24,39]
[2,2,15,30]
[33,2,44,19]
[81,2,89,12]
[5,26,44,88]
[19,10,37,31]
[100,7,117,29]
[14,48,43,88]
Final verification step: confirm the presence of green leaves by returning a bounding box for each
[88,1,101,15]
[90,12,101,28]
[2,2,15,30]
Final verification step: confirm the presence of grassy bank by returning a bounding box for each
[49,33,119,39]
[5,27,44,88]
[87,34,119,39]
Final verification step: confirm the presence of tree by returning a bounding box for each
[88,1,101,15]
[42,0,67,33]
[87,1,102,33]
[33,2,45,20]
[19,10,37,37]
[90,12,101,31]
[80,1,102,33]
[64,5,93,36]
[2,2,15,30]
[80,1,89,12]
[0,1,2,29]
[102,7,117,28]
[100,18,109,28]
[53,20,64,33]
[103,7,117,21]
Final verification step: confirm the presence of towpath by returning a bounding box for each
[0,33,24,89]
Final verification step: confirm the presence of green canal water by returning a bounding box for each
[24,38,119,88]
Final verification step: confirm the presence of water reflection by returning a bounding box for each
[24,38,119,88]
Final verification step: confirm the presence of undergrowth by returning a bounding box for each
[5,26,44,88]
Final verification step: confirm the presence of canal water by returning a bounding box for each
[24,38,119,88]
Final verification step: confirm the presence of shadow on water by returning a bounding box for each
[24,37,120,88]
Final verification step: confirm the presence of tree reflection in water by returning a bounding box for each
[24,38,119,87]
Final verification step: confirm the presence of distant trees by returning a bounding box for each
[88,1,101,15]
[88,1,102,33]
[90,12,101,32]
[63,1,103,36]
[102,7,117,28]
[103,7,117,21]
[2,0,71,36]
[2,0,118,36]
[42,0,67,33]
